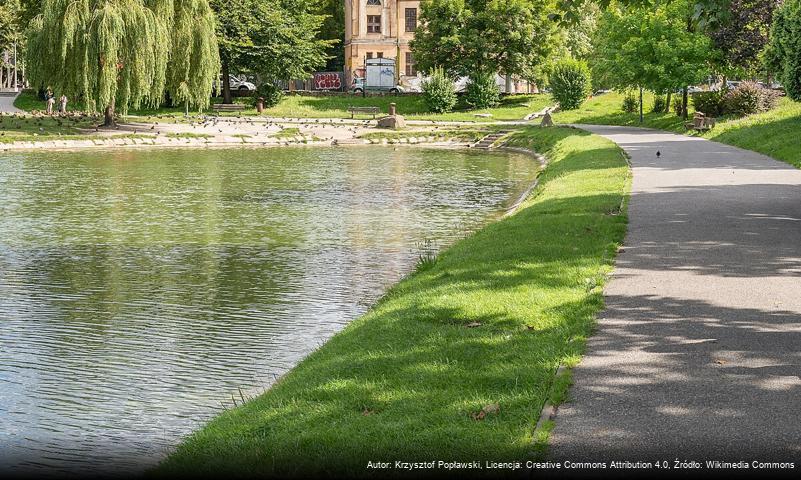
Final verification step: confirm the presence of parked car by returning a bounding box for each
[229,75,257,92]
[349,77,405,94]
[757,81,785,92]
[709,80,743,92]
[213,75,257,94]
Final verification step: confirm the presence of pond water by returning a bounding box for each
[0,146,540,475]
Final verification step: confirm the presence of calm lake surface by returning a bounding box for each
[0,146,539,475]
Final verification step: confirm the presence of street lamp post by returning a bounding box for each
[13,42,18,92]
[639,86,644,124]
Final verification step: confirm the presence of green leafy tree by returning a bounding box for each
[0,4,13,50]
[0,0,21,44]
[0,0,23,89]
[151,0,220,113]
[707,0,781,78]
[556,0,728,25]
[562,3,600,61]
[245,1,334,83]
[26,0,219,125]
[210,0,334,103]
[210,0,259,103]
[314,0,345,71]
[592,0,714,118]
[765,0,801,101]
[411,0,558,85]
[14,0,41,27]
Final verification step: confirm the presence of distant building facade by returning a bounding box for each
[344,0,421,87]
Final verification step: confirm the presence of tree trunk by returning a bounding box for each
[222,58,233,105]
[682,87,689,120]
[103,103,116,128]
[665,92,672,114]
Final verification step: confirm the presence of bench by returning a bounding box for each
[212,103,246,112]
[685,112,716,131]
[347,106,380,119]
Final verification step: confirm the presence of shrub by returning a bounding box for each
[421,67,457,113]
[622,92,638,113]
[548,59,592,110]
[672,96,684,116]
[761,88,782,111]
[692,90,727,117]
[691,83,780,118]
[464,71,500,109]
[256,82,283,108]
[651,95,667,113]
[725,81,780,116]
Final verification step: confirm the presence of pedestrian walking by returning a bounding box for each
[46,91,55,115]
[59,95,68,114]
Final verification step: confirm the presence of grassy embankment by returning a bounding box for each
[156,126,630,477]
[13,90,551,123]
[554,90,801,168]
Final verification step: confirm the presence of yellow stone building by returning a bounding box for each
[344,0,422,87]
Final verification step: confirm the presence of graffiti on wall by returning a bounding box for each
[313,72,343,91]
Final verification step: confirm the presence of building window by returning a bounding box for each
[377,52,383,58]
[367,15,381,34]
[366,52,373,59]
[405,8,417,32]
[405,52,417,76]
[367,0,381,5]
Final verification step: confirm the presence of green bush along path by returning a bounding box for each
[156,127,630,476]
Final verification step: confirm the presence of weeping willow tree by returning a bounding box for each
[149,0,219,113]
[27,0,218,126]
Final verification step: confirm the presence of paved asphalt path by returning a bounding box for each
[0,93,21,113]
[549,125,801,464]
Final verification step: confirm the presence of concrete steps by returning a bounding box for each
[473,130,511,149]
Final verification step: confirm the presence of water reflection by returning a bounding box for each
[0,146,539,475]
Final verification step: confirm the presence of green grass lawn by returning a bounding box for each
[155,126,630,477]
[261,94,552,122]
[14,90,552,123]
[553,90,801,168]
[702,98,801,168]
[553,91,689,132]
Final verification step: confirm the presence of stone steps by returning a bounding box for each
[473,130,512,149]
